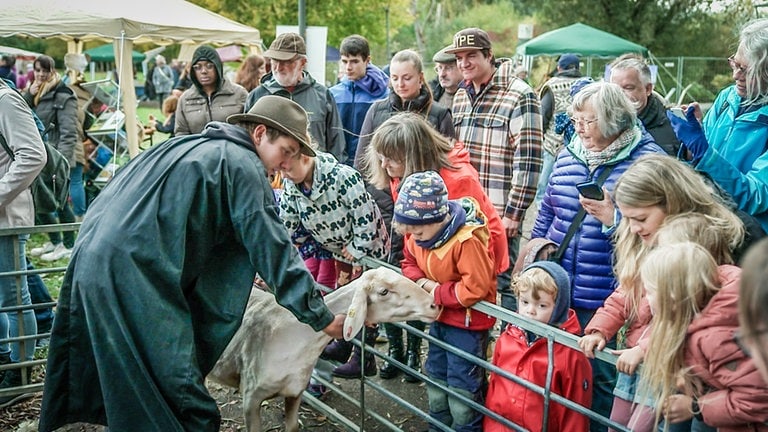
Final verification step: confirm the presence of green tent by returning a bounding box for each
[84,43,145,63]
[516,23,648,57]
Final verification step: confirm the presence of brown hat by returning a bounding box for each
[445,28,492,54]
[227,96,315,156]
[432,45,456,64]
[263,32,307,61]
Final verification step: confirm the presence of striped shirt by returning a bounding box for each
[452,60,543,222]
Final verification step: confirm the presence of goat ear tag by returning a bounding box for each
[347,308,356,318]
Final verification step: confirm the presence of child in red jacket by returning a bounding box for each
[485,261,593,431]
[395,171,496,432]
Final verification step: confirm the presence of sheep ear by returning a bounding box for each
[343,279,370,341]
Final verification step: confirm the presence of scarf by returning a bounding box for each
[416,201,466,250]
[33,71,62,107]
[583,127,636,171]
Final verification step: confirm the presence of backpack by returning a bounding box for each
[0,80,71,214]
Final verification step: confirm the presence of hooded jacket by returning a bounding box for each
[697,85,768,231]
[245,70,346,162]
[175,46,247,136]
[389,141,509,275]
[24,79,78,166]
[279,151,390,264]
[329,64,389,164]
[401,197,497,331]
[0,80,46,227]
[39,122,334,432]
[485,261,592,432]
[684,265,768,431]
[531,124,664,310]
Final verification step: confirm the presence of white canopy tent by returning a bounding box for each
[0,0,262,158]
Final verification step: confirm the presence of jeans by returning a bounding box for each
[576,307,617,432]
[0,235,37,362]
[534,150,556,205]
[496,234,521,328]
[70,164,86,217]
[26,259,54,329]
[37,203,76,248]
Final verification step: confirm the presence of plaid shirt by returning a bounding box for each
[452,60,543,222]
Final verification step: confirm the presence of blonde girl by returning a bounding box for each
[641,242,768,431]
[579,154,744,431]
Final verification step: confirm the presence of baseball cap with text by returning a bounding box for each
[445,28,492,54]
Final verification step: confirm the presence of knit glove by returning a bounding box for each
[667,106,709,163]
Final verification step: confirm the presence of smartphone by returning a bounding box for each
[670,106,686,119]
[576,181,604,200]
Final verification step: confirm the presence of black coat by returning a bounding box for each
[39,122,333,432]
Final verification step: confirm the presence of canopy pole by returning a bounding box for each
[114,33,140,158]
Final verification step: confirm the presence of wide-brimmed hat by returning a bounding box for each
[263,32,307,61]
[227,96,315,156]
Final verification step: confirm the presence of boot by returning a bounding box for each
[404,322,424,383]
[320,339,353,363]
[379,324,404,380]
[0,352,9,383]
[332,328,378,379]
[0,366,34,408]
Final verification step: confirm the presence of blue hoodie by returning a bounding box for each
[330,64,389,165]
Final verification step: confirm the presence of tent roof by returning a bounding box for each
[516,23,648,57]
[0,45,43,61]
[0,0,262,46]
[85,44,145,63]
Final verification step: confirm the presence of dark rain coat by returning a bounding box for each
[39,122,333,432]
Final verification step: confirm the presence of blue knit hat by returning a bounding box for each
[523,261,571,326]
[394,171,450,226]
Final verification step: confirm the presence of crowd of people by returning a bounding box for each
[1,17,768,432]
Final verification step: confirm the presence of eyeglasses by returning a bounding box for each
[192,63,215,72]
[434,64,457,73]
[728,55,748,75]
[570,118,599,128]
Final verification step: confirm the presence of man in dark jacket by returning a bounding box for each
[608,54,680,156]
[39,96,345,432]
[245,33,346,162]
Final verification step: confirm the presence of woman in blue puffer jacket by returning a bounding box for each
[530,81,664,432]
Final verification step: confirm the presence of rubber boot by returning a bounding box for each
[320,339,353,363]
[332,328,378,379]
[0,365,34,408]
[379,324,404,380]
[404,321,425,383]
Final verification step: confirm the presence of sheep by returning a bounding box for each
[208,266,439,432]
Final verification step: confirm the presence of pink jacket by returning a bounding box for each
[585,287,652,348]
[684,265,768,431]
[484,310,593,432]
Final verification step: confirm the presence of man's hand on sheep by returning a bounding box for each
[323,314,346,339]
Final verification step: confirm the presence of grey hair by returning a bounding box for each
[738,18,768,106]
[610,54,652,87]
[571,82,637,138]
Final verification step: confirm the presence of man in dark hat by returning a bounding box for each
[430,45,463,109]
[175,45,248,136]
[245,33,346,162]
[39,96,344,432]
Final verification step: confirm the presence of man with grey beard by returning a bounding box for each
[245,32,346,161]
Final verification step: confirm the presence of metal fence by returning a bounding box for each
[1,224,632,431]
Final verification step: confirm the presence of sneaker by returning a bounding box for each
[40,243,72,262]
[305,383,328,398]
[29,242,55,257]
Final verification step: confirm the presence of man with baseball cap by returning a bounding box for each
[446,27,543,318]
[430,45,463,109]
[245,32,346,162]
[39,95,343,432]
[535,53,582,204]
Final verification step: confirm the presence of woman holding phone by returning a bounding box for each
[530,81,664,429]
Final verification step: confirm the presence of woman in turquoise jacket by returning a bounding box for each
[669,18,768,232]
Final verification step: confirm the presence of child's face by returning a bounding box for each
[280,154,312,184]
[399,220,446,242]
[645,284,658,315]
[518,289,555,324]
[616,203,667,245]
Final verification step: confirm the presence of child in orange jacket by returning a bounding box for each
[396,171,496,432]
